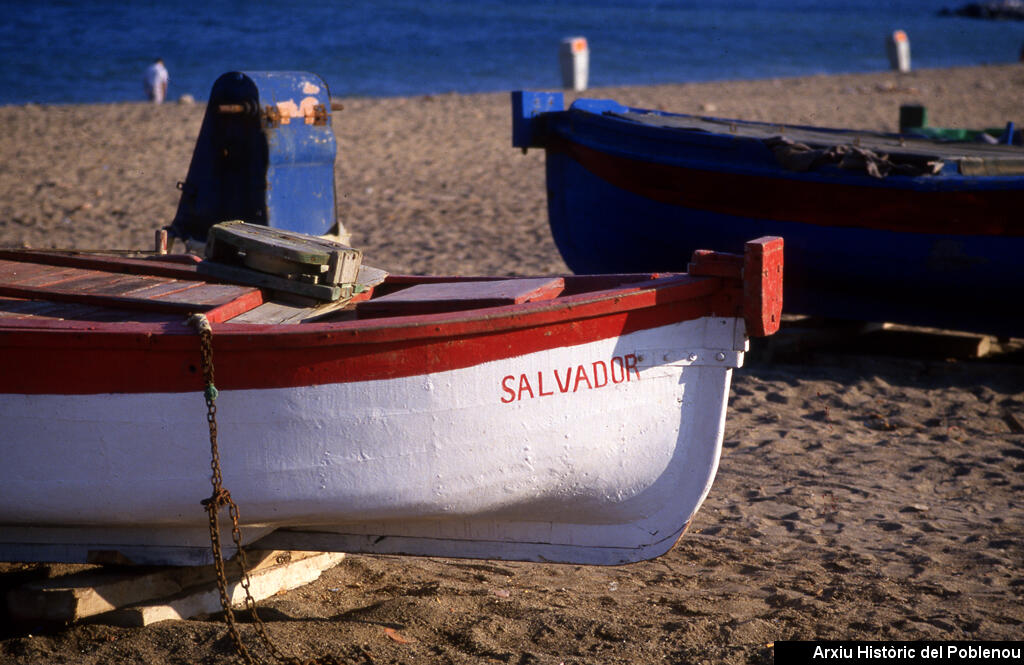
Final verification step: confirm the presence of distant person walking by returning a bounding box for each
[144,58,169,103]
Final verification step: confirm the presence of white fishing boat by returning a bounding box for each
[0,228,782,567]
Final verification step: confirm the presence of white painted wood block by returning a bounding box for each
[105,552,344,626]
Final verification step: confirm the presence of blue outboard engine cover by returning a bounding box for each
[170,71,337,244]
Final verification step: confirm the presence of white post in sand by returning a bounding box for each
[560,36,589,91]
[887,30,911,73]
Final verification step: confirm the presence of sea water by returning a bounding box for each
[0,0,1020,105]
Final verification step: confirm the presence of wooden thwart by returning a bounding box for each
[357,277,565,317]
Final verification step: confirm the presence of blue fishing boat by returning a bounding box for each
[512,91,1024,337]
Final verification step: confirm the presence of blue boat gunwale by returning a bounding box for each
[514,91,1024,192]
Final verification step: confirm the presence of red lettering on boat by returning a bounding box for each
[624,353,639,381]
[553,367,572,393]
[517,374,534,400]
[500,375,516,403]
[537,371,553,396]
[610,357,625,383]
[572,364,592,392]
[501,355,641,403]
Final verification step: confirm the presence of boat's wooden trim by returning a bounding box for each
[743,237,784,337]
[688,237,783,337]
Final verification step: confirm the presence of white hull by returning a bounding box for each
[1,316,744,565]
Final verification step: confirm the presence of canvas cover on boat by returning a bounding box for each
[616,111,1024,177]
[765,137,942,178]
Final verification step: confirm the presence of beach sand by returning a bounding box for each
[1,64,1023,664]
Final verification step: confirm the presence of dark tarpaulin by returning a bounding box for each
[765,137,944,178]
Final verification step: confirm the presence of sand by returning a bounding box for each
[1,64,1023,664]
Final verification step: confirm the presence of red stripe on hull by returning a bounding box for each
[1,277,720,395]
[559,140,1024,237]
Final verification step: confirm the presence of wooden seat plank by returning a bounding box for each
[0,260,51,282]
[0,298,138,323]
[0,261,83,287]
[0,297,186,324]
[0,269,263,319]
[0,250,205,282]
[0,253,273,323]
[0,261,170,293]
[358,277,564,317]
[156,283,261,307]
[117,279,199,300]
[46,273,144,294]
[86,275,169,296]
[0,298,76,319]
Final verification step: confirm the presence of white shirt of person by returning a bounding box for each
[145,60,169,104]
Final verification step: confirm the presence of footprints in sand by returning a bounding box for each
[706,353,1024,642]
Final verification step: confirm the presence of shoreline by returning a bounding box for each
[1,61,1020,110]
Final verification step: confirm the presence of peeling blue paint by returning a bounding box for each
[170,71,337,243]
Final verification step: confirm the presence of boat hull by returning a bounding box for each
[0,237,786,567]
[516,92,1024,336]
[1,316,742,566]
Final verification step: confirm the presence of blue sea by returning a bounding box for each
[1,0,1021,106]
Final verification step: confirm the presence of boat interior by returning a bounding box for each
[0,222,665,328]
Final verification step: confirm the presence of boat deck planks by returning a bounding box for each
[225,299,356,325]
[0,256,264,322]
[0,252,369,326]
[0,297,179,324]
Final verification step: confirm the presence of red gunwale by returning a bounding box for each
[1,273,727,395]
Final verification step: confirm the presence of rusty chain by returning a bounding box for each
[189,313,349,665]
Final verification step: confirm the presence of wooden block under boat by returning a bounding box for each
[356,277,565,317]
[4,550,340,625]
[104,552,344,627]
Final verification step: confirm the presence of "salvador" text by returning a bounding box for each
[500,354,640,403]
